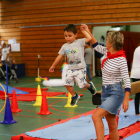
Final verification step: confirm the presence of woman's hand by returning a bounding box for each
[49,66,55,72]
[122,91,130,112]
[81,24,90,33]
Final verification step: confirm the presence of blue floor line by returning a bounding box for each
[0,133,15,136]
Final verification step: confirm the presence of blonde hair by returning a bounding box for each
[108,31,124,51]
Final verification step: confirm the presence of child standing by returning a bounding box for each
[84,42,93,82]
[49,24,96,106]
[0,43,9,65]
[10,59,18,83]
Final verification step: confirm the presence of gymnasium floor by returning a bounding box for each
[0,76,107,140]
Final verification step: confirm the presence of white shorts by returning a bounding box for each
[64,68,87,88]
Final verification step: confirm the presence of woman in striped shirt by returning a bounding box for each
[81,24,131,140]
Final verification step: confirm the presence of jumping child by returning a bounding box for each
[49,24,96,106]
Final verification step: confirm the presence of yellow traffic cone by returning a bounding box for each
[64,92,78,107]
[33,85,42,106]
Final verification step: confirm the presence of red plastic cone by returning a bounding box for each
[37,91,52,115]
[11,89,22,113]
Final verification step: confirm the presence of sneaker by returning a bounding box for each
[71,92,80,106]
[88,82,96,95]
[14,79,19,84]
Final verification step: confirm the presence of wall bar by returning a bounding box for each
[19,20,140,28]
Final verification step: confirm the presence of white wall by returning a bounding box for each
[92,26,111,42]
[130,25,140,32]
[92,26,111,76]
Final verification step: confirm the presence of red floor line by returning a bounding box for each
[49,99,80,114]
[13,114,59,120]
[78,100,92,103]
[22,109,74,116]
[1,111,59,120]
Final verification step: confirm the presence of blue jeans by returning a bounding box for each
[100,82,124,115]
[86,64,92,81]
[2,61,5,65]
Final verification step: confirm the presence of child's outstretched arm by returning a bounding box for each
[81,24,97,45]
[80,26,92,43]
[49,54,63,72]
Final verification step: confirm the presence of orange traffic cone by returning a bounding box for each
[11,89,22,113]
[37,91,52,115]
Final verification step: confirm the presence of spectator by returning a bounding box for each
[0,43,10,64]
[130,45,140,116]
[84,42,93,82]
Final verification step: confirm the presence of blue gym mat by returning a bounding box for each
[25,100,140,140]
[124,132,140,140]
[0,84,28,94]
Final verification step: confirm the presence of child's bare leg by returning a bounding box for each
[65,85,75,96]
